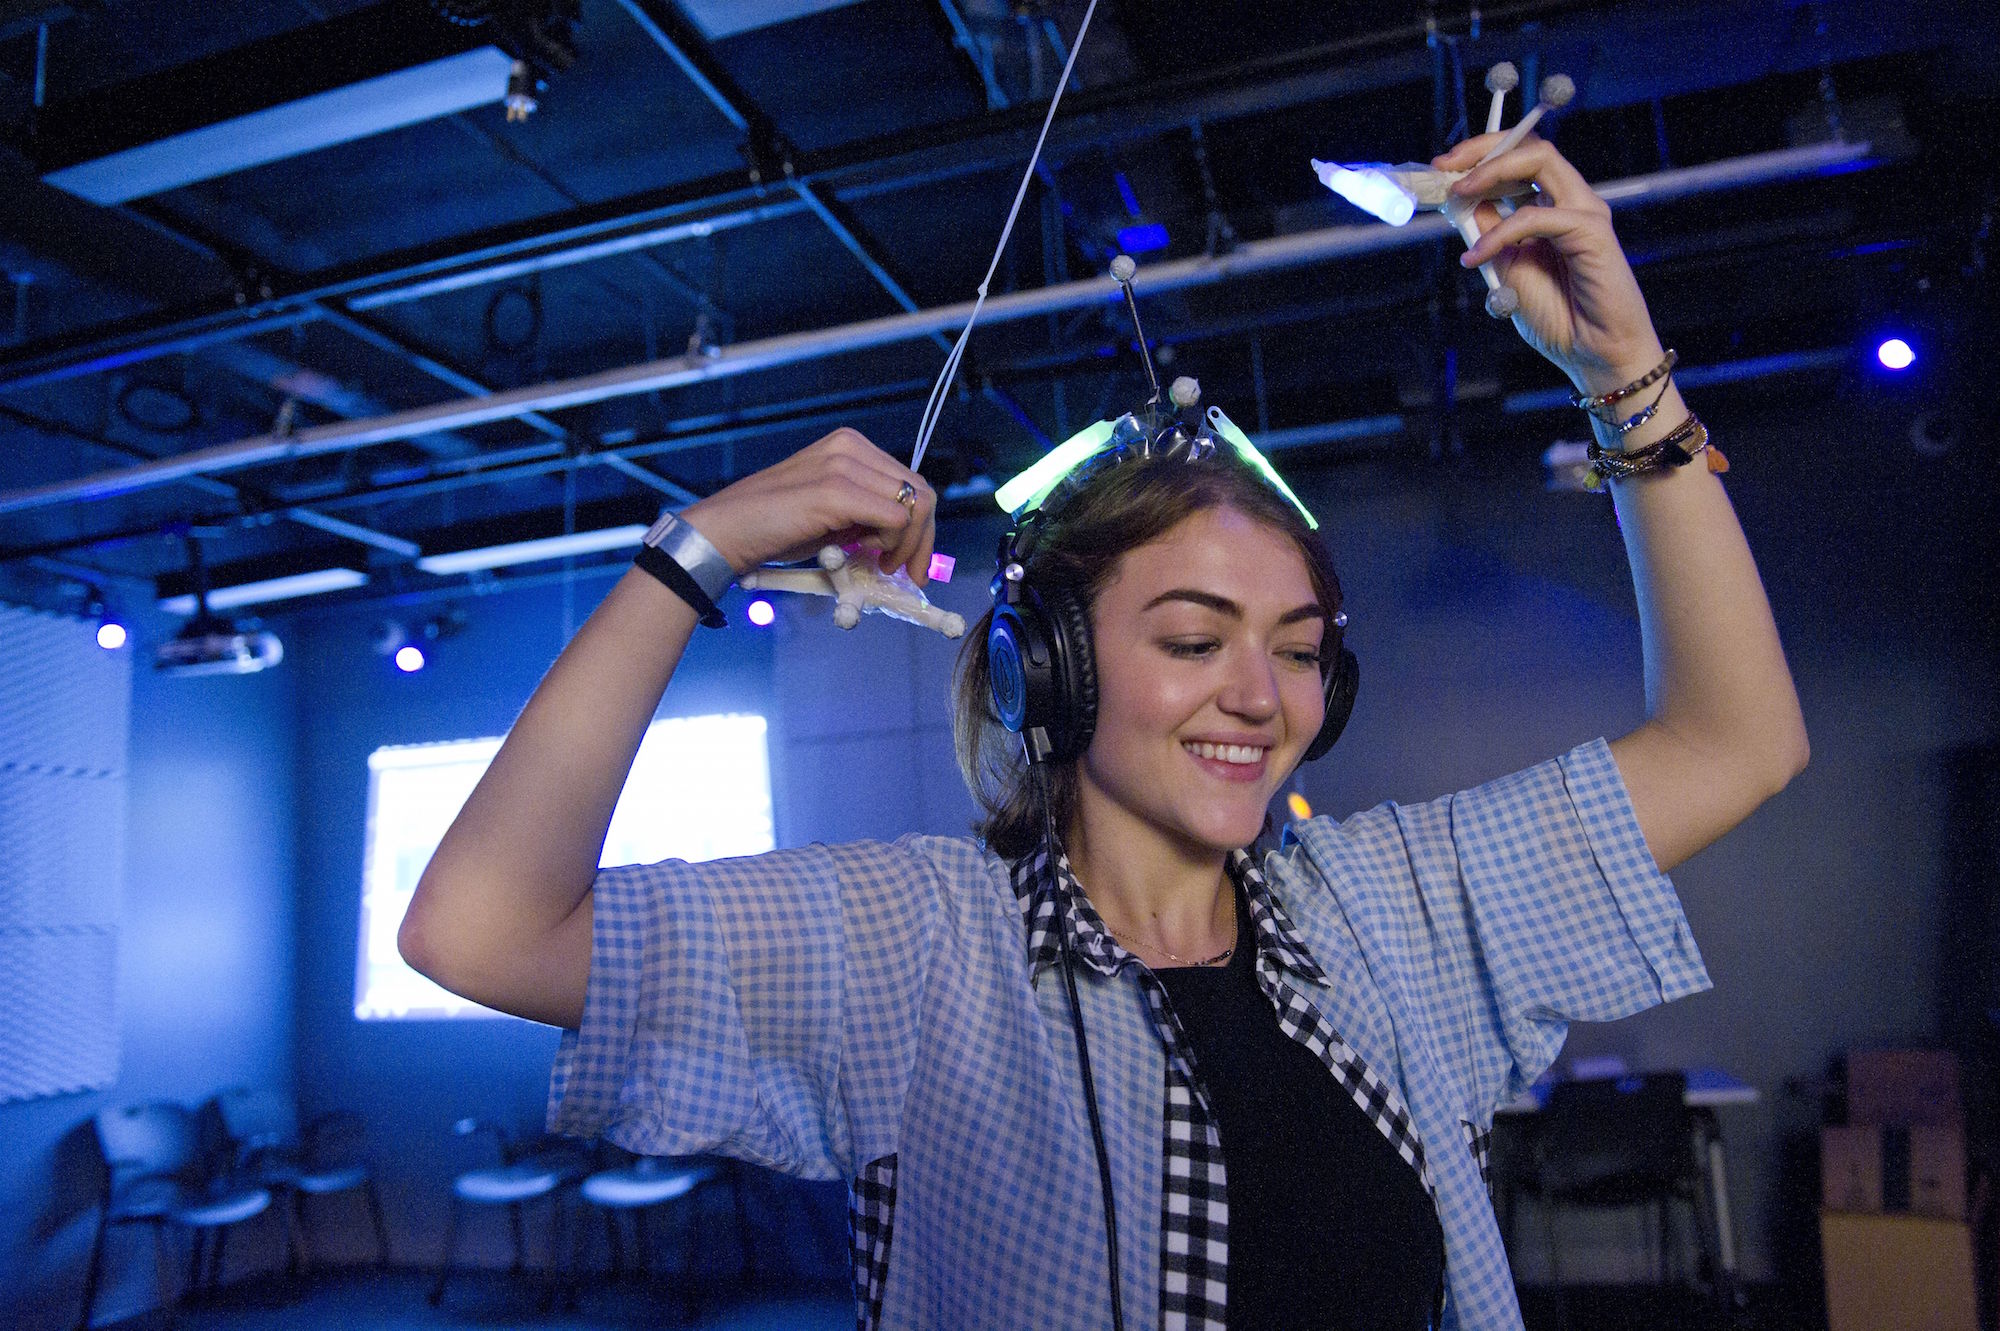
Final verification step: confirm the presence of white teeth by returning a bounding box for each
[1184,741,1266,765]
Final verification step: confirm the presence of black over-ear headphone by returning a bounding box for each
[988,520,1359,768]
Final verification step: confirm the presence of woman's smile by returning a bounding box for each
[1180,739,1272,782]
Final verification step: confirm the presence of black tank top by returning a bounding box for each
[1152,888,1445,1330]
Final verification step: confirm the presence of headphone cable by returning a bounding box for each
[1034,762,1125,1331]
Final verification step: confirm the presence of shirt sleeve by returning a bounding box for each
[547,835,947,1182]
[1284,738,1710,1114]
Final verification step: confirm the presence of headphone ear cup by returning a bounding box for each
[986,603,1038,737]
[1304,646,1359,763]
[1041,587,1097,763]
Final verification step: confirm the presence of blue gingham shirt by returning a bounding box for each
[549,738,1711,1329]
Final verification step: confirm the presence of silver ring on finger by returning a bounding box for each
[895,480,917,513]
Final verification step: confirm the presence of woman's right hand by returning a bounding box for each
[681,427,938,586]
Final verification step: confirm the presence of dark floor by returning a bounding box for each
[100,1267,852,1331]
[1514,1284,1813,1331]
[101,1268,1814,1331]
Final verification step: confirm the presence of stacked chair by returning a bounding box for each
[565,1148,753,1321]
[79,1101,277,1330]
[428,1117,588,1308]
[215,1086,391,1272]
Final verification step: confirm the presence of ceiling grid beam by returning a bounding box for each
[0,141,1876,523]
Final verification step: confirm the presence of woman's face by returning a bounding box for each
[1074,505,1328,859]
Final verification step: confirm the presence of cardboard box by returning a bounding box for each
[1848,1048,1963,1126]
[1821,1210,1977,1331]
[1912,1124,1969,1220]
[1822,1124,1883,1212]
[1821,1123,1968,1220]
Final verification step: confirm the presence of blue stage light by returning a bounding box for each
[747,598,775,627]
[395,645,426,672]
[96,622,127,650]
[1116,222,1169,255]
[1877,337,1915,370]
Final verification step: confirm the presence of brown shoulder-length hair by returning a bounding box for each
[951,451,1343,861]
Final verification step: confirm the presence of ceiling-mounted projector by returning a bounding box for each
[155,613,284,677]
[153,535,286,677]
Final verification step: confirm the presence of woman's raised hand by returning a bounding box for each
[681,427,938,585]
[1433,133,1664,397]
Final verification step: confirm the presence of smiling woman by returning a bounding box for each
[400,125,1806,1331]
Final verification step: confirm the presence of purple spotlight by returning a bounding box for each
[746,598,775,627]
[96,622,127,650]
[1877,337,1915,370]
[394,644,425,672]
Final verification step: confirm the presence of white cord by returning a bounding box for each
[911,0,1101,475]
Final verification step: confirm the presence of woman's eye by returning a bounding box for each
[1163,640,1218,658]
[1284,648,1323,668]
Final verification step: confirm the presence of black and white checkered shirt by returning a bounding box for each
[847,843,1433,1331]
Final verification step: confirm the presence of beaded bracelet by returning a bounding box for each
[1572,349,1679,422]
[1606,373,1677,437]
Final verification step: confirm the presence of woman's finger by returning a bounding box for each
[1430,131,1511,172]
[903,486,937,585]
[819,471,916,551]
[876,476,932,580]
[1459,203,1608,269]
[909,512,938,590]
[830,453,932,579]
[1449,137,1603,215]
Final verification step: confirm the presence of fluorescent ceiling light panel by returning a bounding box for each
[416,524,650,575]
[44,47,515,205]
[159,567,368,615]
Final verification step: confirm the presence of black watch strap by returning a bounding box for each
[634,543,727,628]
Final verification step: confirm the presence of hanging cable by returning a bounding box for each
[1033,760,1125,1331]
[911,0,1101,476]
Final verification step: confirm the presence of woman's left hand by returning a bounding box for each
[1433,133,1663,397]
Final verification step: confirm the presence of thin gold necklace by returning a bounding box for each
[1099,891,1238,967]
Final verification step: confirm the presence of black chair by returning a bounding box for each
[1522,1072,1723,1327]
[428,1118,587,1308]
[215,1087,391,1271]
[563,1149,754,1320]
[79,1101,277,1330]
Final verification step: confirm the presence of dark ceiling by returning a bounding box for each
[0,0,1993,617]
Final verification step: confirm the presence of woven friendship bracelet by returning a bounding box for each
[1584,411,1729,489]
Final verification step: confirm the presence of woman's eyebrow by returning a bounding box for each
[1140,589,1327,625]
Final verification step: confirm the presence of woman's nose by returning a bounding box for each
[1218,650,1280,719]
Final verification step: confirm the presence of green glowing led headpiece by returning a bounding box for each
[993,405,1318,530]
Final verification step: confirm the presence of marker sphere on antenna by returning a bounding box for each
[1109,254,1137,282]
[1168,376,1201,409]
[1541,73,1575,107]
[1485,62,1519,92]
